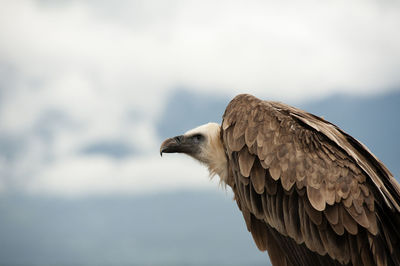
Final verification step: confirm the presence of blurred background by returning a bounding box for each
[0,1,400,265]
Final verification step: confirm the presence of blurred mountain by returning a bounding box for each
[0,191,268,266]
[157,89,400,178]
[80,139,136,159]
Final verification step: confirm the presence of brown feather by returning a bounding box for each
[340,205,358,235]
[309,218,326,256]
[245,124,259,147]
[330,220,345,236]
[364,208,378,235]
[250,159,265,194]
[346,204,370,229]
[249,183,263,218]
[249,214,269,251]
[288,192,303,244]
[323,180,336,206]
[318,229,332,259]
[269,166,281,181]
[243,183,252,213]
[274,188,286,234]
[307,186,326,211]
[301,210,314,251]
[238,147,255,177]
[267,193,276,229]
[343,194,353,208]
[304,197,322,225]
[282,192,293,238]
[264,153,275,166]
[233,120,246,139]
[225,127,235,153]
[324,204,339,225]
[231,134,246,152]
[265,170,277,195]
[242,207,253,231]
[261,192,272,225]
[238,174,250,185]
[359,234,374,266]
[348,236,362,266]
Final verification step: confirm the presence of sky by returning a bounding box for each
[0,0,399,197]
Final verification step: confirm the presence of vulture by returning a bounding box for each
[160,94,400,266]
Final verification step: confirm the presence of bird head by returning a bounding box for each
[160,122,228,182]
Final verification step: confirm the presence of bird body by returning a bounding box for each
[160,94,400,266]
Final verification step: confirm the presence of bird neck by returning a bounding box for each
[203,130,229,185]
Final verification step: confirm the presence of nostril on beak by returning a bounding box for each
[174,136,182,143]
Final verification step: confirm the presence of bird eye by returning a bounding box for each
[192,134,203,142]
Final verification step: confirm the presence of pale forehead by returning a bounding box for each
[184,122,220,136]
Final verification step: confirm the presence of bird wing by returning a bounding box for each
[221,94,400,266]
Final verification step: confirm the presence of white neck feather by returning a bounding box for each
[184,123,228,184]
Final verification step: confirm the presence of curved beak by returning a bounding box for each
[160,135,183,156]
[160,135,199,157]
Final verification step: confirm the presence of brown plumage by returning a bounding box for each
[160,93,400,265]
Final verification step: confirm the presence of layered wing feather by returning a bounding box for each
[222,94,400,266]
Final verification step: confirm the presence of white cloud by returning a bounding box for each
[25,154,219,196]
[1,0,399,102]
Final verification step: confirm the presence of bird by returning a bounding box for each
[159,93,400,266]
